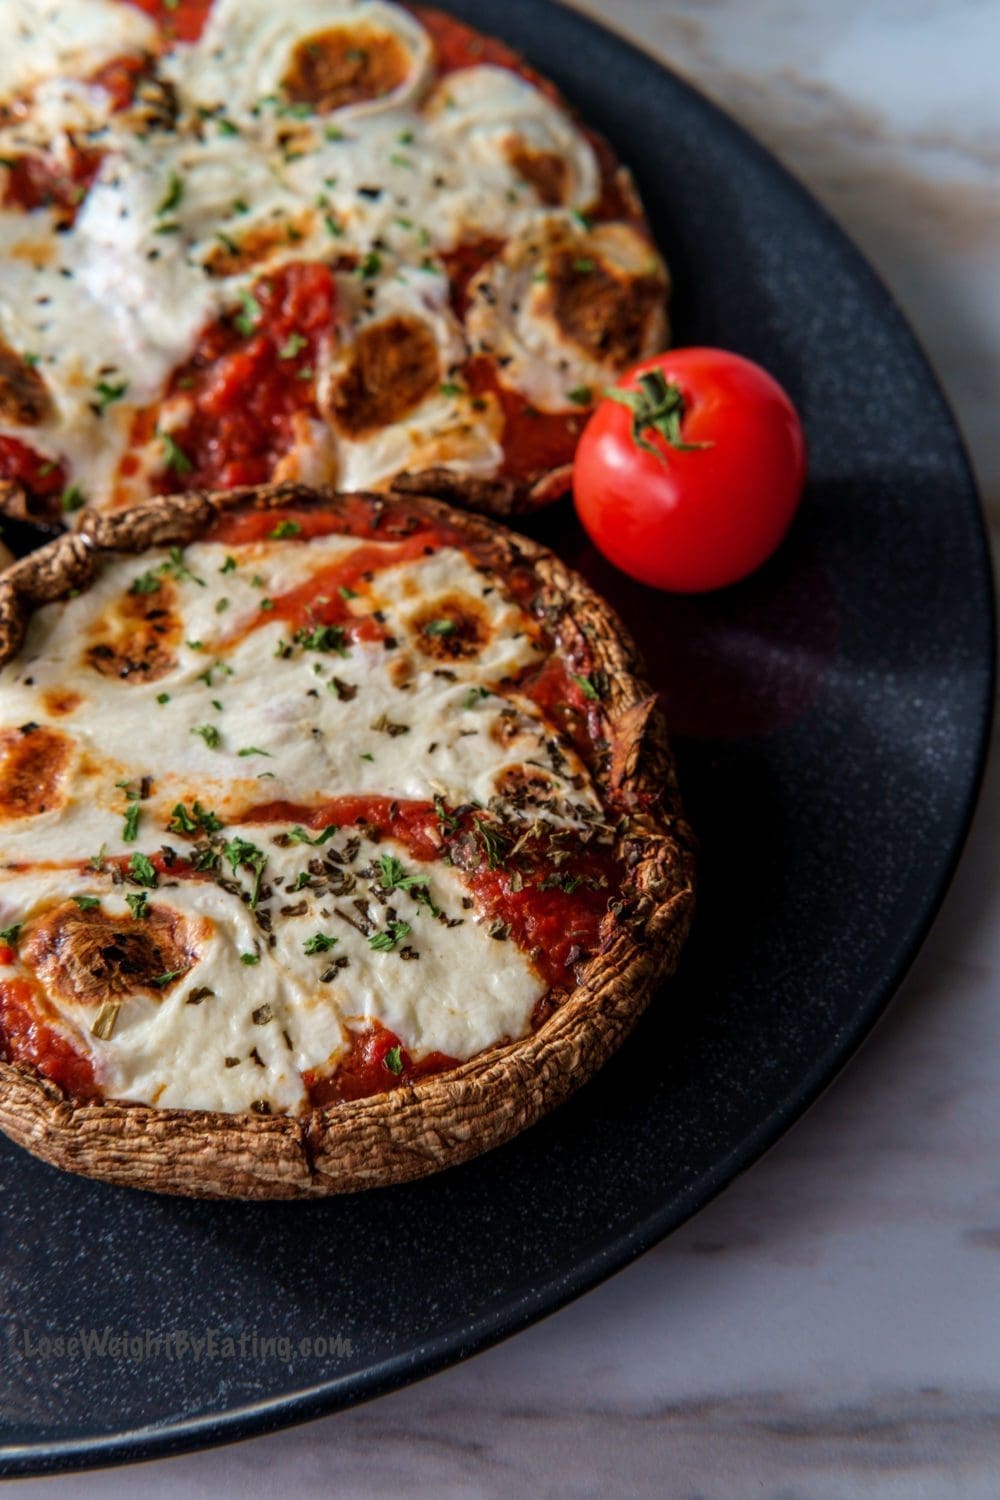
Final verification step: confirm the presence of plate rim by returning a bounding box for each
[0,0,995,1476]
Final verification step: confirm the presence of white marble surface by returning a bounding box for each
[13,2,1000,1495]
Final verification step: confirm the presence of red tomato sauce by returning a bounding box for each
[238,794,616,994]
[440,239,505,320]
[0,437,66,507]
[515,652,604,761]
[0,977,100,1100]
[411,6,560,101]
[218,528,461,652]
[466,850,614,992]
[0,145,103,223]
[205,496,458,548]
[105,850,201,883]
[88,52,153,111]
[238,795,443,863]
[119,0,213,43]
[465,356,583,481]
[129,262,337,496]
[304,1018,458,1106]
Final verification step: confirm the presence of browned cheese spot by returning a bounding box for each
[547,250,664,367]
[0,724,71,820]
[504,141,569,206]
[0,336,53,425]
[495,764,556,806]
[409,593,492,662]
[21,901,197,1007]
[389,652,416,688]
[489,710,529,748]
[83,577,181,682]
[282,25,411,113]
[327,315,440,436]
[205,214,315,277]
[41,688,83,718]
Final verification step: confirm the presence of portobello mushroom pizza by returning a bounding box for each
[0,483,694,1197]
[0,0,669,527]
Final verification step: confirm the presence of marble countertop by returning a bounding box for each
[13,2,999,1495]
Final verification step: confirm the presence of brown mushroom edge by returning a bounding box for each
[0,481,695,1199]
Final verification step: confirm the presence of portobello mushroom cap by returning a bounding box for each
[0,482,694,1198]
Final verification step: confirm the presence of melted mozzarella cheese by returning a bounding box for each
[0,6,650,508]
[0,0,156,105]
[320,265,505,490]
[466,218,670,412]
[0,534,605,1112]
[168,0,433,123]
[423,66,601,219]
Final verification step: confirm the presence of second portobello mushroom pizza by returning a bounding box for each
[0,0,669,524]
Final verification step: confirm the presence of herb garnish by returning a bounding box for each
[423,618,455,636]
[370,713,409,737]
[192,724,221,749]
[378,854,442,918]
[156,172,184,216]
[128,853,158,888]
[303,933,338,955]
[223,837,267,908]
[278,336,307,362]
[126,891,149,920]
[152,969,185,988]
[383,1045,404,1075]
[94,378,128,413]
[368,920,411,953]
[158,429,193,475]
[0,923,21,945]
[169,801,223,836]
[572,674,601,701]
[91,1002,120,1040]
[72,895,100,911]
[130,545,205,596]
[269,518,302,538]
[474,819,507,869]
[288,824,337,847]
[234,288,262,336]
[433,796,460,835]
[356,250,382,280]
[292,623,348,655]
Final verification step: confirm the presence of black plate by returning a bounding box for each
[0,0,994,1477]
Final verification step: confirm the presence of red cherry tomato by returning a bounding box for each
[573,348,807,592]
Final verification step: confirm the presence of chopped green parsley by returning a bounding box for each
[303,933,338,955]
[368,920,411,953]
